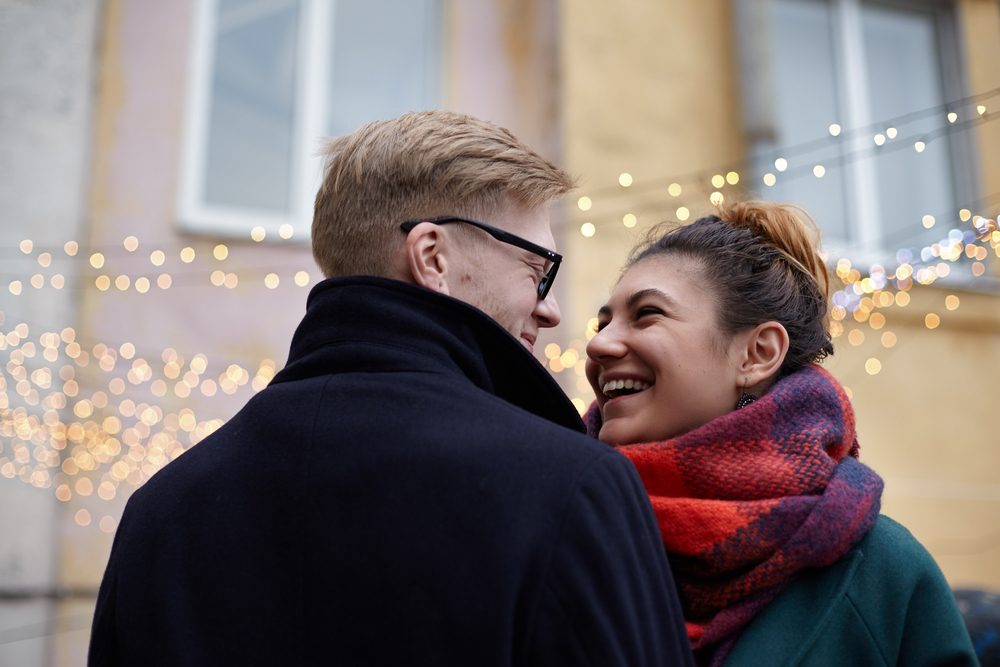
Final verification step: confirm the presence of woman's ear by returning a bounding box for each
[402,222,451,295]
[737,321,790,390]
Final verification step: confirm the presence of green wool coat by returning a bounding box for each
[725,515,978,666]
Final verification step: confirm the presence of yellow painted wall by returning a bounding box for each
[828,285,1000,587]
[959,0,1000,283]
[559,0,745,333]
[959,0,1000,195]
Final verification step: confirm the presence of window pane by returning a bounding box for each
[328,0,442,137]
[862,2,953,249]
[204,0,300,213]
[750,0,850,242]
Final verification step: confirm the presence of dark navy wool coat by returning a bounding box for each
[89,277,693,666]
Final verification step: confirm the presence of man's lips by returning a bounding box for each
[520,332,536,350]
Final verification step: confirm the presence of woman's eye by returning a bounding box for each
[635,306,663,319]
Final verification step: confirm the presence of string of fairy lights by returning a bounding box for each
[567,86,1000,218]
[0,90,998,531]
[550,205,999,414]
[1,228,316,297]
[0,229,319,532]
[0,320,282,532]
[549,205,999,412]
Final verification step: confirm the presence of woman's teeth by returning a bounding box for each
[602,379,652,397]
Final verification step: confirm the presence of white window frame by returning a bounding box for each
[177,0,335,241]
[834,0,880,256]
[736,0,973,267]
[832,0,973,266]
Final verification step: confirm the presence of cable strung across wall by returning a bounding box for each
[568,86,1000,207]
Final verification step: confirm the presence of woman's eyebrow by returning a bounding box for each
[626,288,678,310]
[597,288,679,320]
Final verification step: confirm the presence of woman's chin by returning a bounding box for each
[600,418,686,445]
[598,421,637,447]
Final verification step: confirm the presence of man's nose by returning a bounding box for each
[534,292,561,328]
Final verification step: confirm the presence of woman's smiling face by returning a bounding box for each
[585,255,745,445]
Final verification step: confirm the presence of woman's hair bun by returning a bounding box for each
[716,200,830,299]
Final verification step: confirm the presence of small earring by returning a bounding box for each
[735,392,757,409]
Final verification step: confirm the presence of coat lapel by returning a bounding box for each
[724,549,864,665]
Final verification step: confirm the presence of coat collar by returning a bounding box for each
[271,276,585,433]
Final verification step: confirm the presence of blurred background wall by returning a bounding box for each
[0,0,997,663]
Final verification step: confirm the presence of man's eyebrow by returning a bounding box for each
[626,288,679,310]
[523,253,548,268]
[597,304,612,319]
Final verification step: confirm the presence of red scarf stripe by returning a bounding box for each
[651,497,783,555]
[629,439,837,500]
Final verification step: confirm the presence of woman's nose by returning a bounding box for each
[585,323,627,362]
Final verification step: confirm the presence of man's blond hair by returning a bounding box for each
[312,110,575,277]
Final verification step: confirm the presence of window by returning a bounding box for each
[736,0,973,263]
[178,0,443,238]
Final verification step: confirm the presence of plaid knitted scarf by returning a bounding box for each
[584,365,883,666]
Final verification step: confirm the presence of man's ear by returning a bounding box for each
[402,222,452,295]
[737,321,790,390]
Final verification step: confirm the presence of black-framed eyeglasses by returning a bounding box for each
[400,216,562,300]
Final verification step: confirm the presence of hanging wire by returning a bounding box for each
[570,86,1000,203]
